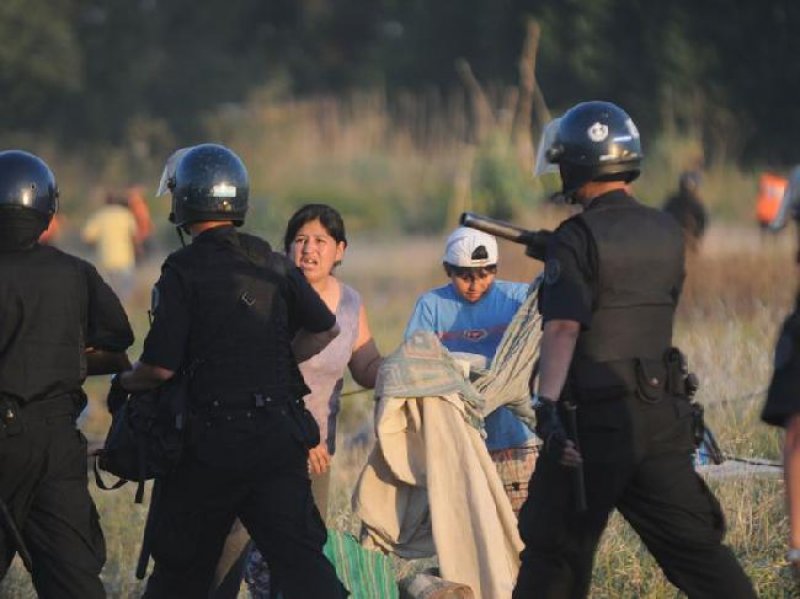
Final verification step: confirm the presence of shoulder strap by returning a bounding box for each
[92,456,129,492]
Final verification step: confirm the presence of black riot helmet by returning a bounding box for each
[0,150,58,222]
[168,144,249,227]
[545,101,642,198]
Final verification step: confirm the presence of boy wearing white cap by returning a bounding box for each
[405,227,535,510]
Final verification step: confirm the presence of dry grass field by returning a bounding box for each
[1,217,798,597]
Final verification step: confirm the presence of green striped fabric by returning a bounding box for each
[323,529,399,599]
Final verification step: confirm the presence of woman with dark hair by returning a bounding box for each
[281,203,382,509]
[238,203,382,597]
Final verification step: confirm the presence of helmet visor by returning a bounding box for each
[156,146,193,197]
[533,118,562,177]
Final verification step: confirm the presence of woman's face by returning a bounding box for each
[290,219,345,284]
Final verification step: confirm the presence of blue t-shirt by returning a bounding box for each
[404,280,533,451]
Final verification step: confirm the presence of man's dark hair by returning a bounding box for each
[283,203,348,253]
[443,263,498,278]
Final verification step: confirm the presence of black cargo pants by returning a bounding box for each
[143,403,346,599]
[513,393,756,599]
[0,398,106,599]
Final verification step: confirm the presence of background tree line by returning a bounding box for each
[3,0,798,165]
[1,0,797,235]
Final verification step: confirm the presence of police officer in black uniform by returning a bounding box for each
[762,194,800,576]
[113,144,347,598]
[0,150,134,597]
[513,102,756,598]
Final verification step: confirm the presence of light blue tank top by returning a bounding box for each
[300,282,361,454]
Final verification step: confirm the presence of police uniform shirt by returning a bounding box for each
[0,244,133,402]
[539,197,603,328]
[763,296,800,427]
[140,226,335,373]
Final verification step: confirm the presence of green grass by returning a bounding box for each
[2,84,798,594]
[7,222,799,597]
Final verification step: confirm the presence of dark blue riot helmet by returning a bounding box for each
[0,150,58,221]
[544,101,642,200]
[167,144,249,228]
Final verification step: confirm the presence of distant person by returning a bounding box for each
[662,170,708,251]
[756,172,788,232]
[127,185,154,260]
[404,226,537,513]
[81,191,138,302]
[768,165,800,234]
[0,150,133,598]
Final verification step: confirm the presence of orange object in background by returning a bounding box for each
[756,172,788,225]
[127,185,153,246]
[38,213,63,245]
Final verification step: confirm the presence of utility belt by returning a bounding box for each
[191,390,320,449]
[192,390,303,413]
[0,392,84,438]
[567,347,698,405]
[567,348,713,456]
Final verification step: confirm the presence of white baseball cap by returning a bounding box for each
[443,227,498,267]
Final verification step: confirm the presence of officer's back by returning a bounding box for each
[0,150,133,599]
[156,228,315,403]
[571,193,684,363]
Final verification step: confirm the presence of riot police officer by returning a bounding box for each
[762,191,800,577]
[114,144,346,598]
[0,150,134,597]
[513,102,756,598]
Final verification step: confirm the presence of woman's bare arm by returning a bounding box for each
[348,304,382,389]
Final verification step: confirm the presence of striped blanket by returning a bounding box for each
[324,529,398,599]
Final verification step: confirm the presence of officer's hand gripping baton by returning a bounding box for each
[563,401,587,512]
[459,212,552,261]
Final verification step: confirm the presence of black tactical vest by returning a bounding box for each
[166,230,308,404]
[0,246,89,403]
[573,193,684,365]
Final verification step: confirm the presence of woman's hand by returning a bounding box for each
[308,442,331,475]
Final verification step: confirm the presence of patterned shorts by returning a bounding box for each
[489,439,540,515]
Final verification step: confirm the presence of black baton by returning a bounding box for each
[136,481,160,580]
[563,401,587,512]
[0,497,33,572]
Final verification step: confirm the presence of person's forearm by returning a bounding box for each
[349,339,382,389]
[119,361,174,392]
[293,323,340,363]
[85,349,132,376]
[785,414,800,548]
[535,320,580,401]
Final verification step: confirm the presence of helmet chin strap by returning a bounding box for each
[557,163,589,205]
[175,226,188,248]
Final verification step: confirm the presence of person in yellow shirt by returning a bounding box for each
[81,191,138,302]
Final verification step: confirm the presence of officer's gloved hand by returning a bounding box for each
[533,395,569,462]
[106,374,129,414]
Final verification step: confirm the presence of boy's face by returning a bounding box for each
[448,265,496,303]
